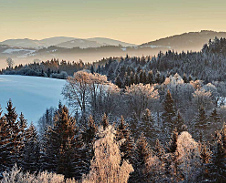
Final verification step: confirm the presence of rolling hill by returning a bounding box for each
[141,30,226,51]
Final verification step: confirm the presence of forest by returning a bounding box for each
[0,38,226,182]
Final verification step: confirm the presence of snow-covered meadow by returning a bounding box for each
[0,75,66,124]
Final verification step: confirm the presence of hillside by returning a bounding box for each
[141,30,226,51]
[0,75,65,123]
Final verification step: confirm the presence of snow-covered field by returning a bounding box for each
[0,75,66,125]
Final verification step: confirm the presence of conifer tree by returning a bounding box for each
[83,115,97,145]
[154,139,165,161]
[4,100,22,167]
[21,123,40,173]
[0,106,13,173]
[102,113,109,130]
[195,105,208,139]
[209,108,221,124]
[182,73,189,83]
[129,112,138,139]
[147,70,154,84]
[134,72,139,84]
[129,72,135,86]
[129,133,151,183]
[199,142,212,180]
[211,123,226,181]
[140,109,155,143]
[123,72,130,87]
[174,110,184,133]
[18,112,27,134]
[162,90,176,133]
[42,105,80,178]
[167,128,178,153]
[116,116,134,163]
[115,75,123,88]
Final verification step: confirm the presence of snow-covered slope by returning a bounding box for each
[56,39,102,48]
[0,75,66,124]
[87,37,136,47]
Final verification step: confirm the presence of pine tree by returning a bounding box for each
[162,90,176,133]
[140,109,155,143]
[123,72,130,87]
[167,128,178,153]
[211,123,226,182]
[198,142,212,182]
[83,115,97,145]
[174,110,184,133]
[195,105,208,140]
[134,72,139,84]
[21,123,40,173]
[42,105,80,178]
[4,100,22,168]
[129,112,138,139]
[182,73,189,83]
[129,72,135,86]
[82,115,97,175]
[147,70,154,84]
[115,75,123,88]
[154,139,165,161]
[209,108,221,124]
[116,116,134,163]
[18,112,27,134]
[129,133,151,183]
[0,106,13,174]
[102,113,109,130]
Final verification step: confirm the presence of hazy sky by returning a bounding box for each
[0,0,226,44]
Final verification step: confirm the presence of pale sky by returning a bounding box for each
[0,0,226,44]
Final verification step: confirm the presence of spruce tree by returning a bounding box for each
[129,72,135,86]
[154,139,165,161]
[134,72,139,84]
[4,100,22,168]
[102,113,109,130]
[21,123,40,173]
[167,128,178,154]
[211,123,226,182]
[174,110,184,133]
[115,75,123,88]
[129,133,151,183]
[116,116,134,163]
[129,112,138,139]
[147,70,154,84]
[42,105,80,178]
[209,108,221,125]
[195,105,208,140]
[162,90,176,133]
[140,109,155,144]
[83,115,97,145]
[0,106,13,174]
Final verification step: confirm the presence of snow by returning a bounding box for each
[2,48,36,54]
[0,75,66,125]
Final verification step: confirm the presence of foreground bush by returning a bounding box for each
[0,165,76,183]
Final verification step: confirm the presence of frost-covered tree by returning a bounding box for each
[62,71,108,122]
[82,125,133,183]
[176,131,201,182]
[126,84,159,117]
[6,57,14,69]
